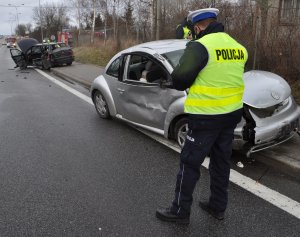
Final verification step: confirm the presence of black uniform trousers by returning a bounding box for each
[170,110,242,217]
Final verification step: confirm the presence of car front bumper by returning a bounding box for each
[235,97,300,157]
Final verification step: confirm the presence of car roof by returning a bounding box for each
[123,39,188,55]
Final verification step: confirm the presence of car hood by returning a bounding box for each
[18,38,39,53]
[243,70,291,108]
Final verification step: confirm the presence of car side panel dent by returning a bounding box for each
[91,75,117,116]
[164,95,186,138]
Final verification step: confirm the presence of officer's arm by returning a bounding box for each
[171,42,208,91]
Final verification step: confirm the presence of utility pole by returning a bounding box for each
[8,3,24,35]
[113,0,117,40]
[8,4,21,26]
[99,1,108,44]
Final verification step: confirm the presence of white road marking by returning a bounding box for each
[35,69,93,105]
[36,69,300,219]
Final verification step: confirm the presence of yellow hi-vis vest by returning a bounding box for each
[183,26,191,39]
[184,33,248,115]
[177,24,191,39]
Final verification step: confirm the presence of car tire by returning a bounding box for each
[93,91,111,119]
[174,117,189,148]
[20,61,27,70]
[67,62,72,66]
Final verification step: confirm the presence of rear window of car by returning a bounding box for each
[162,49,184,68]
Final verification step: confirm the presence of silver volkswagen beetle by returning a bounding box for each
[90,40,300,157]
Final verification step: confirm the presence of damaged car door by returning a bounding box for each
[10,48,27,69]
[115,54,182,130]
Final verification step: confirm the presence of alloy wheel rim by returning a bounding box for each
[177,123,188,147]
[95,94,107,116]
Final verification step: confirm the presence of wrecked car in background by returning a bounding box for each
[90,40,300,157]
[10,38,74,70]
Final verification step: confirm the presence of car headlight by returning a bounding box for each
[280,97,289,107]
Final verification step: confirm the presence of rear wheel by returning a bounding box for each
[93,91,110,119]
[174,117,189,148]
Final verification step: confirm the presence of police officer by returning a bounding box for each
[176,17,194,39]
[156,8,248,224]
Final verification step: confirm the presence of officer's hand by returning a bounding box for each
[160,79,173,89]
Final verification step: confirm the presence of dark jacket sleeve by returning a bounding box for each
[171,41,208,91]
[176,25,184,39]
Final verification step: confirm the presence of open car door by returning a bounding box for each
[10,49,27,69]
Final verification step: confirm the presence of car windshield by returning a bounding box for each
[162,49,184,68]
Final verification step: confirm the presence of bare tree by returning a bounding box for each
[156,0,161,40]
[15,24,26,36]
[26,23,32,34]
[99,0,109,43]
[91,0,96,43]
[32,3,69,41]
[70,0,87,35]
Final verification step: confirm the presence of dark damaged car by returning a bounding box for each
[10,38,74,70]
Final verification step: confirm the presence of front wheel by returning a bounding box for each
[93,91,111,119]
[174,117,189,148]
[20,61,27,70]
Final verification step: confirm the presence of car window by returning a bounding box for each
[126,55,147,81]
[31,46,42,54]
[106,57,122,78]
[10,49,22,57]
[126,55,167,84]
[162,49,184,68]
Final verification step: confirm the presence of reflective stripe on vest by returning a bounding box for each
[184,32,248,115]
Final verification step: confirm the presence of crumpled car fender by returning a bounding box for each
[91,75,117,116]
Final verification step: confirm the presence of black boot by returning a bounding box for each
[199,201,225,220]
[156,208,190,224]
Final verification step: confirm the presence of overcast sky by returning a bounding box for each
[0,0,61,35]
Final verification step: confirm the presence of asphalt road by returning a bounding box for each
[0,45,299,236]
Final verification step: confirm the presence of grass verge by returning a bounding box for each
[73,39,138,66]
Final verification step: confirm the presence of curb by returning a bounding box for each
[253,151,300,180]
